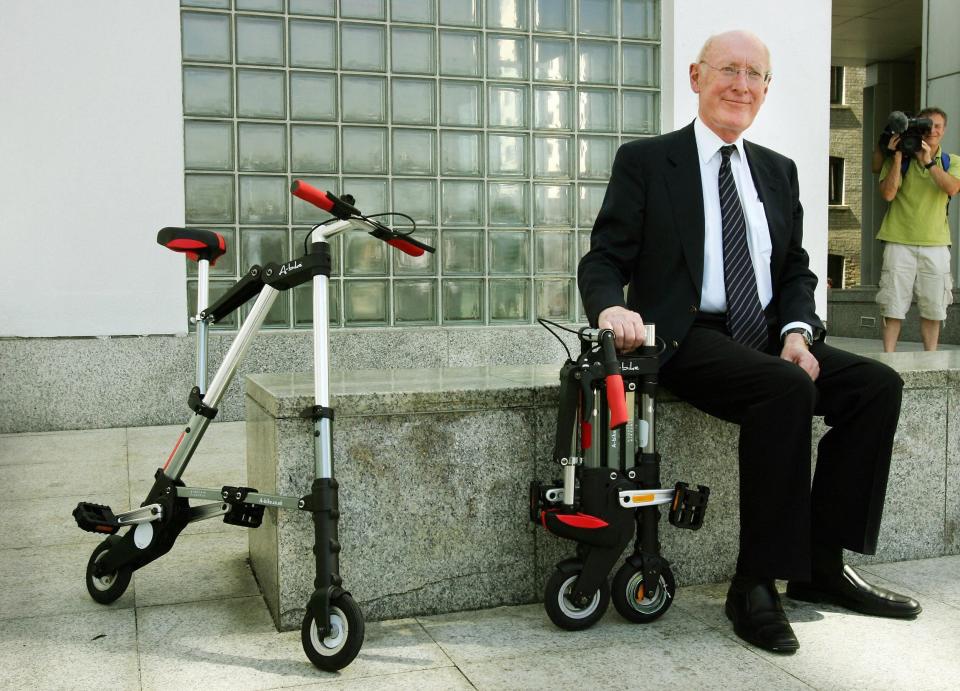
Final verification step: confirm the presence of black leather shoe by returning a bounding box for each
[725,579,799,654]
[787,564,922,619]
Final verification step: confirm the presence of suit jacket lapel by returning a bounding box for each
[664,122,705,294]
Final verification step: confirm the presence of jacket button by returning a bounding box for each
[688,305,698,313]
[671,340,679,348]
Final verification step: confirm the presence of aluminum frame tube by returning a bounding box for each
[164,412,212,481]
[195,259,211,393]
[606,408,621,470]
[311,239,333,480]
[562,463,576,507]
[167,286,278,481]
[641,323,657,454]
[203,286,279,409]
[195,320,209,393]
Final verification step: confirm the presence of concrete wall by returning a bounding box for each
[0,1,186,337]
[827,285,960,343]
[243,358,960,627]
[663,0,832,319]
[0,325,582,434]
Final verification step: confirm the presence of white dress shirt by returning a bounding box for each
[693,118,810,339]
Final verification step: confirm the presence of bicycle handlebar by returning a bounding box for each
[291,179,435,257]
[290,179,333,212]
[291,180,361,219]
[579,328,628,429]
[367,224,434,257]
[598,330,628,429]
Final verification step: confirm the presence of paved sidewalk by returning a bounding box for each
[1,421,958,690]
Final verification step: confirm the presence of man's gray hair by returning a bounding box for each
[696,30,771,71]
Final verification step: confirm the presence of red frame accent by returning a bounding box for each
[162,431,185,472]
[555,512,609,529]
[581,421,592,449]
[542,509,610,530]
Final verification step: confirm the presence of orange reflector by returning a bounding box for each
[631,493,655,504]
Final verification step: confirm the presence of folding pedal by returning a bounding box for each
[668,482,710,530]
[73,502,121,534]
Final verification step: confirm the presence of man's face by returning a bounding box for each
[923,113,946,150]
[689,34,769,142]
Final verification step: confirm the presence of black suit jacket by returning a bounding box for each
[578,121,824,364]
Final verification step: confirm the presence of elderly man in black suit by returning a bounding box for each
[578,30,920,653]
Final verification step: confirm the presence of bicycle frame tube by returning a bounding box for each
[195,258,211,394]
[165,285,280,481]
[311,229,334,480]
[166,217,358,484]
[313,278,333,481]
[640,324,656,455]
[206,286,279,407]
[308,219,359,479]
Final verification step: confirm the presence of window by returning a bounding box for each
[828,156,844,205]
[180,0,663,329]
[829,65,844,105]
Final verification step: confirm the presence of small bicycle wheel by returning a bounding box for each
[544,565,610,631]
[85,539,132,604]
[611,561,675,623]
[301,593,365,672]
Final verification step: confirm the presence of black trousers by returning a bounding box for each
[659,320,903,581]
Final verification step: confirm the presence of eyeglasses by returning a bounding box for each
[699,61,771,85]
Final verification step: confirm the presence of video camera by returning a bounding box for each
[880,111,933,156]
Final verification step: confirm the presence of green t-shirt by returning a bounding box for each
[876,149,960,246]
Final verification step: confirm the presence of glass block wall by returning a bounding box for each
[180,0,660,329]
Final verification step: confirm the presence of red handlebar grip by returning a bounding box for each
[605,374,628,429]
[291,180,334,212]
[386,237,425,257]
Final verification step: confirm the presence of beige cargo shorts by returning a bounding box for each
[876,242,953,321]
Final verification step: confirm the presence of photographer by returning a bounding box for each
[876,107,960,351]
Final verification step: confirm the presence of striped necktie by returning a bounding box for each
[718,144,768,349]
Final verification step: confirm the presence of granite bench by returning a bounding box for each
[244,352,960,631]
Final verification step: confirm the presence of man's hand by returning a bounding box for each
[780,333,819,381]
[916,140,933,166]
[880,136,903,201]
[598,306,645,351]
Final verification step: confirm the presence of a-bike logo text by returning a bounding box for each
[257,497,283,507]
[180,487,210,499]
[278,260,303,277]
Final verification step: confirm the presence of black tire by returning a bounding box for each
[301,593,365,671]
[611,561,676,623]
[544,566,610,631]
[85,539,132,604]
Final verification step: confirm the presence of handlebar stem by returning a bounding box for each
[309,218,368,244]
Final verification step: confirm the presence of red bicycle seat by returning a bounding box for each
[157,227,227,265]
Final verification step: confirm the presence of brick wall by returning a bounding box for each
[828,66,866,287]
